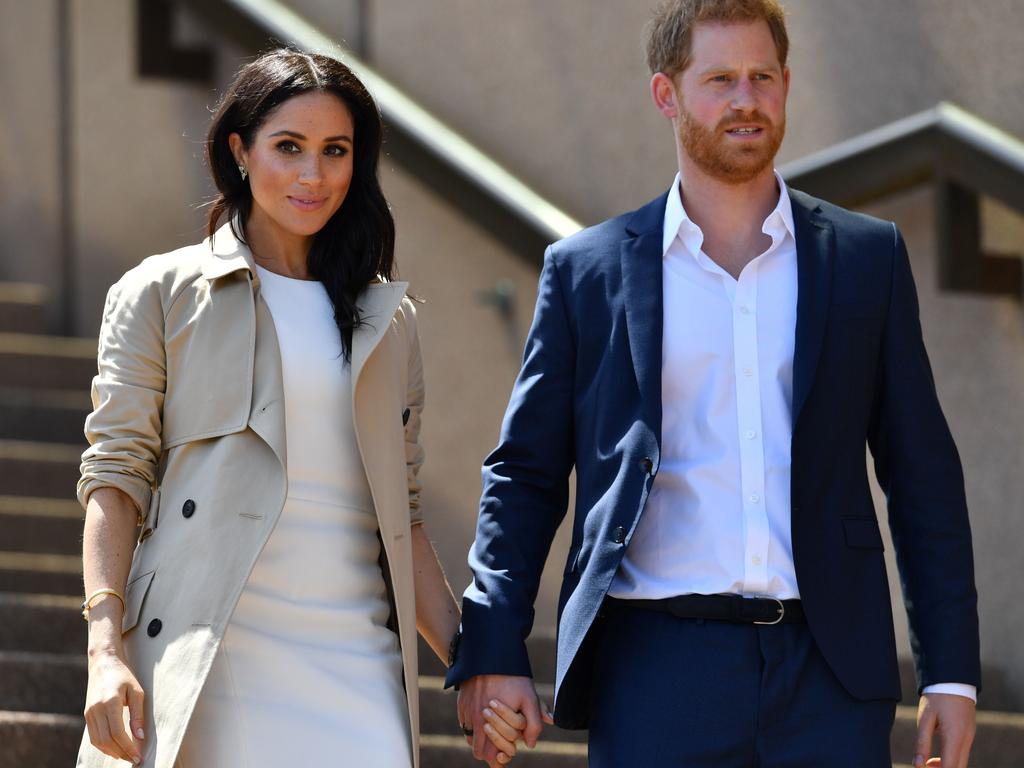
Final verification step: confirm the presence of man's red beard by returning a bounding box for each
[678,107,785,184]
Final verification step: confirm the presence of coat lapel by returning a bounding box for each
[790,189,836,427]
[248,289,287,469]
[352,282,410,388]
[620,194,668,436]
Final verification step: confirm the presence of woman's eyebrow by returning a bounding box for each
[268,130,352,143]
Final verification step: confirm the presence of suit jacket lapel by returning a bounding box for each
[790,189,836,427]
[620,193,668,437]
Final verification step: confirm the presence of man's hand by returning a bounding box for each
[457,674,554,767]
[914,692,976,768]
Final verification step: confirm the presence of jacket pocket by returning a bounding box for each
[842,516,884,550]
[122,569,156,634]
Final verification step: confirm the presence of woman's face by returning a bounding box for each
[230,91,355,241]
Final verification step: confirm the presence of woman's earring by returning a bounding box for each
[238,165,248,181]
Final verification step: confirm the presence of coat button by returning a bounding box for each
[182,499,196,518]
[640,457,654,474]
[612,526,627,544]
[147,619,162,637]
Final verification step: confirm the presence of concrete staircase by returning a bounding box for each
[0,279,1020,767]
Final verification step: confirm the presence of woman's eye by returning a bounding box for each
[324,145,349,157]
[275,140,299,153]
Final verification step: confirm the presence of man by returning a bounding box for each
[447,1,980,766]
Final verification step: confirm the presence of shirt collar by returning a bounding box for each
[662,170,795,259]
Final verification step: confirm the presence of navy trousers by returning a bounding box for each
[587,604,897,767]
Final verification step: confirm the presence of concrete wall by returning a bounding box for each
[0,0,63,327]
[360,0,1024,225]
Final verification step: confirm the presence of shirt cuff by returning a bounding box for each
[921,683,977,702]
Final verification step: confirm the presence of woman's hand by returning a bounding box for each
[480,697,555,765]
[481,698,527,764]
[84,648,146,765]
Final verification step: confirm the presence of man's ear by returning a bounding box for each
[651,72,681,120]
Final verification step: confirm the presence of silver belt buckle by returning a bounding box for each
[753,597,785,625]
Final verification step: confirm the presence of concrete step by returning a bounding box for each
[0,593,84,654]
[0,332,95,391]
[0,495,84,556]
[0,710,82,768]
[0,551,82,595]
[0,386,90,444]
[0,439,82,499]
[0,283,48,335]
[0,650,85,715]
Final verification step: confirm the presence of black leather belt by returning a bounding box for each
[605,593,804,625]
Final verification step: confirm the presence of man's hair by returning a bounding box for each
[645,0,789,78]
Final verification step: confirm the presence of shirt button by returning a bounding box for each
[740,306,751,315]
[746,430,757,439]
[752,556,762,566]
[750,493,761,503]
[743,368,753,377]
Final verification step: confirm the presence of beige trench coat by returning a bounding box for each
[76,224,425,768]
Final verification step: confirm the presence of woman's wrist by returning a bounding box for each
[86,601,126,658]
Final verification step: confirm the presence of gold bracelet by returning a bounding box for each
[81,588,126,621]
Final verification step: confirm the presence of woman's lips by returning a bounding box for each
[287,196,328,212]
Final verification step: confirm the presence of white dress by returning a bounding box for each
[177,266,412,767]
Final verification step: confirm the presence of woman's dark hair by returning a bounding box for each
[207,49,395,359]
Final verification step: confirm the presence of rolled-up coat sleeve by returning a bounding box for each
[77,275,166,515]
[403,300,425,525]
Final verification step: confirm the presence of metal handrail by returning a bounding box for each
[207,0,583,244]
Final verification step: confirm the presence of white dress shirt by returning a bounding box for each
[609,171,799,601]
[607,174,974,700]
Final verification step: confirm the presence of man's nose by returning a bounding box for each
[730,79,757,112]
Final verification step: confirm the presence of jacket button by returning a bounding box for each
[612,526,627,544]
[640,457,654,474]
[182,499,196,518]
[147,619,162,637]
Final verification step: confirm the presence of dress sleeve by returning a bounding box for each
[77,275,166,516]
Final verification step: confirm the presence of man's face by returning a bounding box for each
[674,19,789,184]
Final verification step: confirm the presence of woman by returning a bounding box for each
[77,50,524,767]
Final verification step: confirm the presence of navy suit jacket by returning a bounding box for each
[446,188,981,729]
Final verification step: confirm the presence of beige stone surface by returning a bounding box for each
[0,0,62,327]
[362,0,1024,224]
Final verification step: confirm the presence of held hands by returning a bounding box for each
[458,674,555,767]
[84,648,146,765]
[914,692,976,768]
